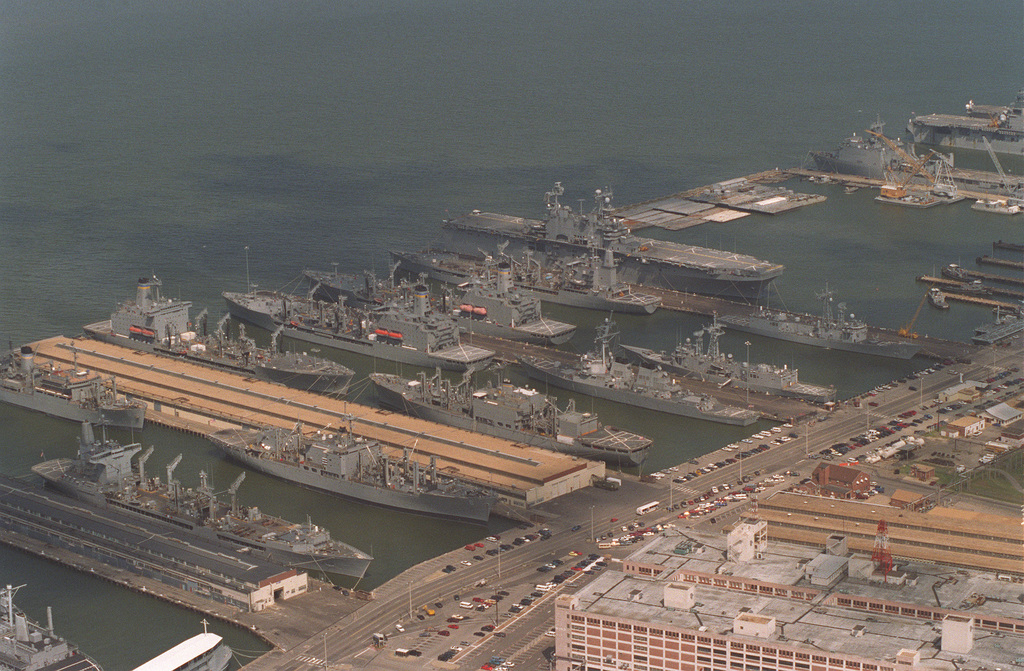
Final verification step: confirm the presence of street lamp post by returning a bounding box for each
[408,580,412,621]
[590,505,595,542]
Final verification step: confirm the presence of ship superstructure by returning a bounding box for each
[33,424,372,579]
[620,315,835,403]
[208,424,496,524]
[437,184,783,300]
[223,286,495,371]
[370,369,651,466]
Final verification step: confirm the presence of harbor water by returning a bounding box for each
[1,1,1022,668]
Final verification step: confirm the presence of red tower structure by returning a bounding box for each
[871,519,893,581]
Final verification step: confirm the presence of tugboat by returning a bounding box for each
[619,315,835,404]
[208,423,496,524]
[0,345,146,429]
[0,583,102,671]
[33,423,373,579]
[223,284,495,371]
[370,368,651,466]
[718,284,921,359]
[85,276,354,395]
[517,319,759,426]
[927,287,950,310]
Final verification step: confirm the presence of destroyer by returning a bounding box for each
[307,262,577,345]
[908,88,1024,156]
[390,244,661,315]
[223,285,494,371]
[517,319,759,426]
[718,284,920,359]
[33,423,372,579]
[436,183,783,300]
[370,368,651,466]
[0,583,102,671]
[208,424,496,524]
[620,315,835,404]
[1,345,145,429]
[85,276,353,394]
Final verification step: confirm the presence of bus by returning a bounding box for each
[636,501,660,516]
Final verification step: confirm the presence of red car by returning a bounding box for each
[474,542,485,548]
[447,624,459,629]
[438,630,450,636]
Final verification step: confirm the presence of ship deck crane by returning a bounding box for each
[982,137,1023,205]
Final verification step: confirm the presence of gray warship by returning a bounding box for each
[908,88,1024,156]
[927,287,950,310]
[807,119,906,180]
[1,346,146,429]
[390,244,662,315]
[370,368,651,466]
[33,423,373,579]
[619,315,836,404]
[85,276,354,395]
[972,304,1024,345]
[307,262,577,345]
[208,424,496,524]
[435,183,783,300]
[517,319,759,426]
[718,284,921,360]
[0,583,102,671]
[223,285,495,371]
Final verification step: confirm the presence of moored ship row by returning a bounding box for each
[85,276,354,395]
[518,319,760,426]
[370,369,651,466]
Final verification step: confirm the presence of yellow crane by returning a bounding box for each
[898,292,929,339]
[865,128,939,198]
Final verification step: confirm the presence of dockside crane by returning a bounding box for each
[866,128,950,198]
[898,292,929,339]
[880,149,937,200]
[982,137,1023,206]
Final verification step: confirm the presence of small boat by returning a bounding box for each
[971,198,1021,215]
[927,287,950,310]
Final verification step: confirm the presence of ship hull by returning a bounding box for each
[223,294,493,371]
[370,376,647,466]
[210,441,493,524]
[439,225,778,301]
[391,250,660,315]
[254,358,353,395]
[0,386,145,429]
[517,357,757,426]
[717,316,920,359]
[908,122,1023,156]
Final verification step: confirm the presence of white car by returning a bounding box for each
[461,560,472,566]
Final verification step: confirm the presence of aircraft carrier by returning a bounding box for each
[908,88,1024,156]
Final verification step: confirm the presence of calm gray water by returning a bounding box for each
[1,1,1022,668]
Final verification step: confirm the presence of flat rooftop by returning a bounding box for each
[570,528,1024,668]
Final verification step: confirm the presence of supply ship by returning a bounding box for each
[517,319,759,426]
[0,583,102,671]
[85,276,353,394]
[208,424,496,524]
[1,346,146,429]
[390,245,661,315]
[33,423,373,579]
[307,263,578,345]
[718,284,921,360]
[370,369,651,466]
[223,286,495,371]
[435,183,783,300]
[908,88,1024,156]
[619,315,835,404]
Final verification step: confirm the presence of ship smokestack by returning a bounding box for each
[19,346,34,376]
[46,606,53,634]
[414,284,429,318]
[136,277,153,312]
[496,261,512,294]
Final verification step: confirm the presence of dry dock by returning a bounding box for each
[30,336,605,509]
